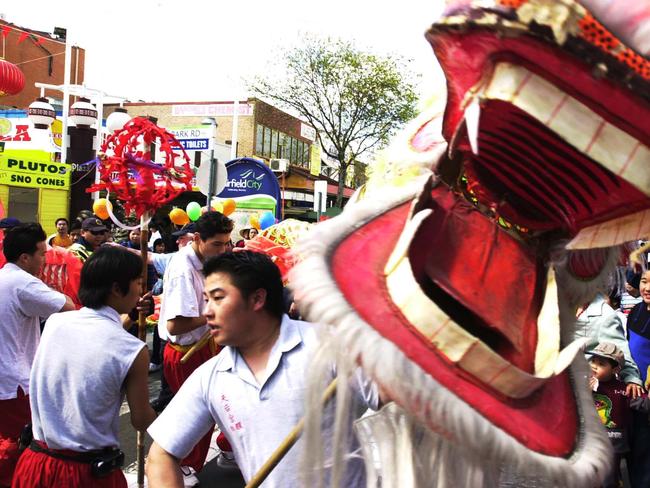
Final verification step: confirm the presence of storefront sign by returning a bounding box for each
[171,103,254,117]
[0,150,70,190]
[300,123,316,142]
[310,143,321,176]
[168,126,214,151]
[218,158,282,218]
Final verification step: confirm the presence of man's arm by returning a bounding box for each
[124,348,157,431]
[167,315,207,336]
[146,442,183,488]
[60,295,76,312]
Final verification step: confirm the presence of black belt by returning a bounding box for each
[29,441,106,463]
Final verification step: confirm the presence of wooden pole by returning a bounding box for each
[244,378,338,488]
[137,213,150,488]
[180,330,211,364]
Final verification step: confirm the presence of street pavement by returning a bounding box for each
[118,333,245,487]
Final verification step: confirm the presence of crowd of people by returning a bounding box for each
[4,207,650,487]
[0,209,377,488]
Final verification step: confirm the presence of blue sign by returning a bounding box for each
[179,138,209,150]
[218,157,282,218]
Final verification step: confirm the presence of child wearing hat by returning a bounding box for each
[590,341,649,487]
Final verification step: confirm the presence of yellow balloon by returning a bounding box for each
[211,201,224,213]
[249,214,261,230]
[169,207,190,225]
[222,198,236,216]
[93,198,112,220]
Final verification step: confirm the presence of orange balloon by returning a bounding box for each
[93,198,112,220]
[169,207,190,225]
[222,198,236,216]
[249,214,261,230]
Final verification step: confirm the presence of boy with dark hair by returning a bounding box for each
[146,251,378,487]
[0,224,75,485]
[157,211,233,482]
[13,246,157,487]
[590,341,648,488]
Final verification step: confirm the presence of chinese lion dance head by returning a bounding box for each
[292,0,650,486]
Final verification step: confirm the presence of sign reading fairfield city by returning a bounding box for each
[218,158,282,219]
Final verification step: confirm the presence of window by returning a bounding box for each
[255,125,263,155]
[263,127,271,157]
[8,187,38,223]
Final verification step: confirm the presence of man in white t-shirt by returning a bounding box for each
[146,251,379,487]
[0,223,75,485]
[157,211,233,480]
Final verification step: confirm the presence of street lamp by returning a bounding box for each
[201,117,218,208]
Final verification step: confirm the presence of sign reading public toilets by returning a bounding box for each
[168,126,214,151]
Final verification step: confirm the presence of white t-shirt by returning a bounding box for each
[0,263,66,400]
[30,306,145,450]
[158,244,208,345]
[148,316,378,487]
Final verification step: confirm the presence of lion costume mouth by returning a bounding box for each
[292,0,649,485]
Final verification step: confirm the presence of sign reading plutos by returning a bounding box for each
[171,104,254,117]
[0,150,70,190]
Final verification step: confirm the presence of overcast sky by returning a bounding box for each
[4,0,446,104]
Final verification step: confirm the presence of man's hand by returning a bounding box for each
[129,292,154,321]
[626,382,645,399]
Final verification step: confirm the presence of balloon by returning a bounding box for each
[211,201,224,213]
[92,198,112,220]
[222,198,237,216]
[169,207,190,225]
[186,201,202,222]
[260,211,275,230]
[249,214,261,230]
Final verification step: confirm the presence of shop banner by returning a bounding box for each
[0,149,71,190]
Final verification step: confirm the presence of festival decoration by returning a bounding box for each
[88,117,193,219]
[92,198,112,220]
[186,201,201,222]
[259,211,275,230]
[283,1,650,487]
[27,97,56,129]
[0,59,25,96]
[249,214,261,230]
[68,97,97,128]
[222,198,236,216]
[169,208,190,226]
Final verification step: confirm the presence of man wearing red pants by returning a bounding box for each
[0,224,74,487]
[158,211,233,486]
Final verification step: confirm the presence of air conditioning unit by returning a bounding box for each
[269,158,289,173]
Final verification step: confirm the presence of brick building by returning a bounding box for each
[0,20,85,109]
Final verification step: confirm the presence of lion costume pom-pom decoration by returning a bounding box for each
[88,117,193,218]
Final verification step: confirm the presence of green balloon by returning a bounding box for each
[186,201,201,221]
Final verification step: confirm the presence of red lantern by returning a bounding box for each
[0,59,25,96]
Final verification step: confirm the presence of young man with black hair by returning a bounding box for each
[157,211,233,482]
[0,223,75,486]
[47,218,73,248]
[146,251,379,488]
[12,246,157,487]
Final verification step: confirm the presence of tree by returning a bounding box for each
[250,37,418,207]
